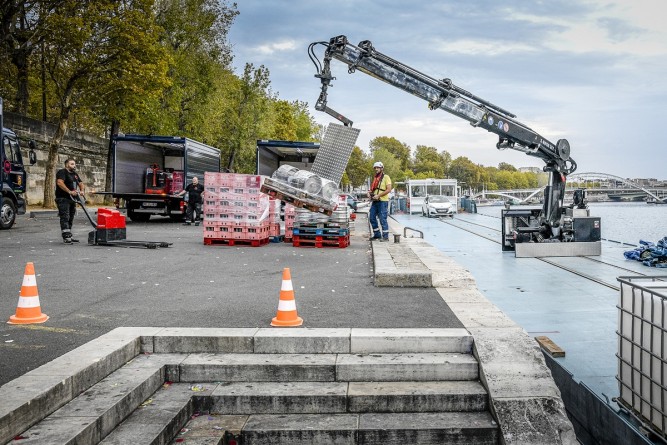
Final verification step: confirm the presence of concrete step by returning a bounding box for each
[166,414,247,445]
[98,383,195,445]
[12,355,168,444]
[207,381,488,414]
[177,353,478,382]
[240,412,498,444]
[149,327,473,354]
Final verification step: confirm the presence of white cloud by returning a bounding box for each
[254,40,298,56]
[512,1,667,57]
[434,39,538,56]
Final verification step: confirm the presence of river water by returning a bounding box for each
[476,201,666,246]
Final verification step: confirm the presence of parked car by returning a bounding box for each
[346,195,358,211]
[422,195,455,218]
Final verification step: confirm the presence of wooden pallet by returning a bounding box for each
[292,234,350,248]
[203,237,270,247]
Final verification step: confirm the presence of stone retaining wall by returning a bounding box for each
[4,112,109,205]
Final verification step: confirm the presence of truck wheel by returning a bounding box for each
[127,209,150,222]
[0,198,17,230]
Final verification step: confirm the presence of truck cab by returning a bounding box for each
[1,127,36,229]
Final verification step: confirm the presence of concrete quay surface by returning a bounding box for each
[0,209,575,444]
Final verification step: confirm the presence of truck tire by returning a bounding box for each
[0,198,17,230]
[127,209,150,222]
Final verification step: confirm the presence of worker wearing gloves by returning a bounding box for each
[368,161,392,241]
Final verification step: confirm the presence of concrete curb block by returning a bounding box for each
[383,216,576,444]
[438,288,577,444]
[371,217,434,287]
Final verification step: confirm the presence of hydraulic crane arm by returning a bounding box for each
[309,35,579,233]
[309,35,576,176]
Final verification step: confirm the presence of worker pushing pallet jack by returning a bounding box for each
[72,194,171,249]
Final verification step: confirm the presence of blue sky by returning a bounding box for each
[228,1,666,180]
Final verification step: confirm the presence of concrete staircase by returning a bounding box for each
[7,328,499,444]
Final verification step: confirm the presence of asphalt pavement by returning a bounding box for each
[0,209,462,386]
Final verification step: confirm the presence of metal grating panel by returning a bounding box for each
[311,123,360,184]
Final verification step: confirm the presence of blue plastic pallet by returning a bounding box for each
[292,227,349,236]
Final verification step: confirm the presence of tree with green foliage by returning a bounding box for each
[345,146,371,188]
[222,63,271,172]
[413,145,444,177]
[136,0,238,135]
[369,136,410,171]
[271,99,297,141]
[0,1,66,114]
[290,100,319,141]
[41,0,169,208]
[498,162,517,172]
[439,150,452,176]
[449,156,482,193]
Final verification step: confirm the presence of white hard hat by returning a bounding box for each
[373,161,384,168]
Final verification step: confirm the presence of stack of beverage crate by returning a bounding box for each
[268,197,281,241]
[202,172,271,246]
[291,195,351,248]
[284,204,296,242]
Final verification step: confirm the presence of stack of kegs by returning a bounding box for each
[272,165,340,202]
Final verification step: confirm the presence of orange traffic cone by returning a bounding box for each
[8,262,49,324]
[271,268,303,327]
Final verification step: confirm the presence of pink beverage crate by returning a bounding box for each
[246,175,263,189]
[246,224,270,239]
[204,189,220,200]
[204,172,222,186]
[285,228,293,240]
[217,225,231,234]
[172,171,185,192]
[269,223,281,237]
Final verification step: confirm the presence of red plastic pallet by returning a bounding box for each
[292,235,349,248]
[203,237,270,247]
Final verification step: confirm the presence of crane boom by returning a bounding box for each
[309,35,589,245]
[311,35,576,175]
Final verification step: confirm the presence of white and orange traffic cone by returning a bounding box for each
[8,262,49,325]
[271,268,303,327]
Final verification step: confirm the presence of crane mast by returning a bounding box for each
[309,35,588,245]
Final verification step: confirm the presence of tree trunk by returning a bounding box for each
[11,50,31,115]
[104,120,119,206]
[42,103,71,208]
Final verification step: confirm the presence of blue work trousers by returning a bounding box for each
[369,200,389,239]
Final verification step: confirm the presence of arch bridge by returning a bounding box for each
[472,172,666,204]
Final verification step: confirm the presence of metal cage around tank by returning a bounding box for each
[617,275,667,440]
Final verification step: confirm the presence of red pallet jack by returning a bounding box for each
[73,194,171,249]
